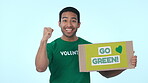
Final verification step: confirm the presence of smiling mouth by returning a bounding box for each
[66,28,73,33]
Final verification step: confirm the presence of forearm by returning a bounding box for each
[35,40,49,72]
[99,69,125,78]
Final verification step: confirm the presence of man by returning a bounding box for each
[35,7,137,83]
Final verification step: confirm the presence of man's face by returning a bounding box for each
[59,11,80,38]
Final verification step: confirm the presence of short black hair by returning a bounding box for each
[59,7,80,23]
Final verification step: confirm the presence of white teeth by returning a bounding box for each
[66,29,72,32]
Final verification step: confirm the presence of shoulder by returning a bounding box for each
[78,37,92,44]
[47,38,60,47]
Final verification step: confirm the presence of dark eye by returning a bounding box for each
[63,20,67,22]
[72,20,76,22]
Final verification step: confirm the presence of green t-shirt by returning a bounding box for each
[46,37,91,83]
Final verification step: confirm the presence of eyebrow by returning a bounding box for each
[71,17,77,20]
[62,17,77,20]
[62,17,68,19]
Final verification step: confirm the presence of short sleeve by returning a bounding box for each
[46,43,53,63]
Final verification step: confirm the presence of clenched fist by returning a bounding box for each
[42,27,54,41]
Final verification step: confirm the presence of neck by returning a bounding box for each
[61,35,78,42]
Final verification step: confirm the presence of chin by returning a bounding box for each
[64,33,76,38]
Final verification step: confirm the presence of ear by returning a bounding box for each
[77,22,81,28]
[58,21,61,27]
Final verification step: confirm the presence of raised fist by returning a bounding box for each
[42,27,54,41]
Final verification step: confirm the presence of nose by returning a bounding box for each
[67,21,72,27]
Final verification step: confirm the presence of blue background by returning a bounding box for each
[0,0,147,83]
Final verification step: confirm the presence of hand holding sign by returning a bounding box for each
[131,56,137,67]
